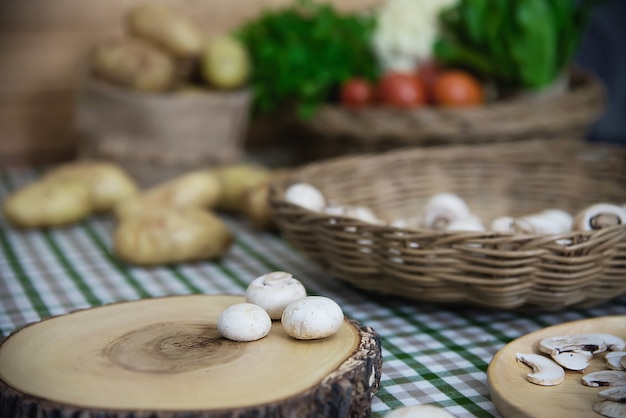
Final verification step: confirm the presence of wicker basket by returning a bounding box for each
[73,76,251,187]
[268,139,626,310]
[300,68,605,159]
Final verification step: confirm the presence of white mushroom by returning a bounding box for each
[606,352,626,371]
[551,351,592,371]
[538,334,607,356]
[422,193,471,230]
[445,214,485,231]
[594,400,626,418]
[581,370,626,387]
[384,405,456,418]
[590,334,626,351]
[281,296,344,340]
[516,353,565,386]
[572,203,626,231]
[599,386,626,402]
[245,271,307,320]
[284,182,326,212]
[490,209,572,235]
[217,303,272,342]
[324,205,383,225]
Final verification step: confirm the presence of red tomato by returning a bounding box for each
[340,78,375,107]
[432,70,484,107]
[377,72,426,108]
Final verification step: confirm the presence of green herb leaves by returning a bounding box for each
[434,0,604,90]
[236,0,378,118]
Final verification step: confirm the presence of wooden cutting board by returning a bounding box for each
[487,315,626,418]
[0,294,381,418]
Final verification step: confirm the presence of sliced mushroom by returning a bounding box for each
[593,400,626,418]
[422,193,471,230]
[538,334,607,356]
[606,352,626,371]
[581,370,626,387]
[572,203,626,231]
[516,353,565,386]
[599,387,626,402]
[591,334,626,352]
[551,351,591,371]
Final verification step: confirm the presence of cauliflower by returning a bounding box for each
[372,0,458,72]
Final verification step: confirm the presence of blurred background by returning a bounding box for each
[0,0,623,167]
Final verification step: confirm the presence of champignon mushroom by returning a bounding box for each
[599,386,626,402]
[245,271,307,320]
[515,353,565,386]
[594,400,626,418]
[551,351,592,371]
[538,334,607,357]
[281,296,344,340]
[490,209,572,235]
[323,205,382,224]
[384,405,456,418]
[572,203,626,231]
[217,303,272,342]
[422,192,471,230]
[445,214,485,231]
[590,334,626,352]
[606,352,626,371]
[284,182,326,212]
[581,370,626,387]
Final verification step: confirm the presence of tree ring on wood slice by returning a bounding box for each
[0,294,382,418]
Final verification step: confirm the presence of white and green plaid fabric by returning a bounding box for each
[1,168,625,418]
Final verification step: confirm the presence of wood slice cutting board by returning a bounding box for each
[0,294,382,418]
[487,315,626,418]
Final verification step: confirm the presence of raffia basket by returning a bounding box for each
[268,139,626,310]
[300,68,605,159]
[73,76,251,187]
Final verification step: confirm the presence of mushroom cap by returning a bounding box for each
[217,303,272,342]
[572,203,626,231]
[445,214,485,232]
[284,182,326,212]
[589,334,626,351]
[281,296,344,340]
[245,271,307,320]
[422,193,471,230]
[516,353,565,386]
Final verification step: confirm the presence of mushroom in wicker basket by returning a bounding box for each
[267,139,626,311]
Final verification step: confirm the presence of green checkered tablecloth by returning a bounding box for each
[1,168,625,418]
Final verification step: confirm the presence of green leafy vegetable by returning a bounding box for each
[235,0,378,118]
[435,0,604,90]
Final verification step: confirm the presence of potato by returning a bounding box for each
[90,38,177,91]
[3,179,92,228]
[241,169,290,230]
[44,161,139,212]
[113,207,233,265]
[125,3,203,58]
[201,35,250,89]
[114,170,221,219]
[214,163,271,212]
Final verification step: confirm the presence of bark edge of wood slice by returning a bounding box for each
[0,294,382,418]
